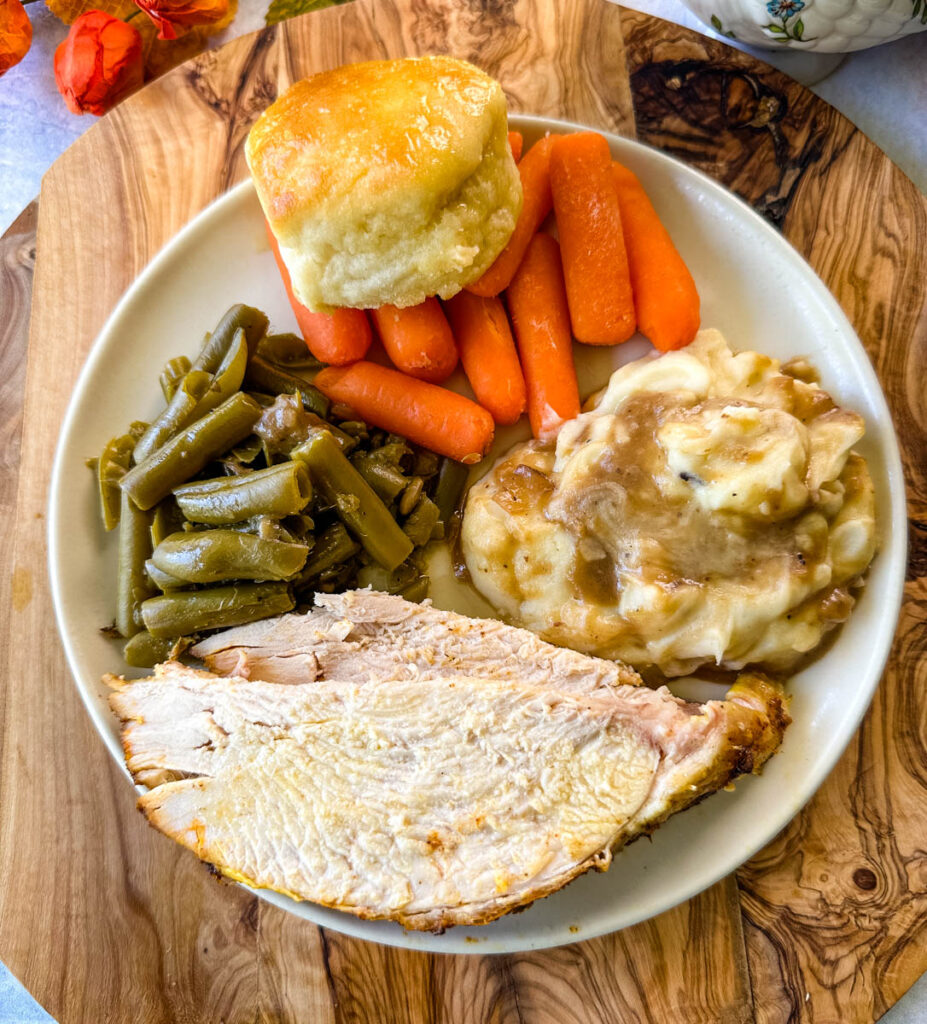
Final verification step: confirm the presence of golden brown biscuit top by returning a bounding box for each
[246,56,505,231]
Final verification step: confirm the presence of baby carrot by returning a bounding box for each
[508,130,523,163]
[265,221,371,365]
[467,134,557,298]
[549,132,636,345]
[444,291,526,425]
[370,298,458,383]
[314,362,494,464]
[505,233,580,440]
[612,162,700,351]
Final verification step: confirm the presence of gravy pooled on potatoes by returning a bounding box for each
[462,330,876,676]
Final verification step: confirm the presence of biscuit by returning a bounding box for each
[246,56,522,312]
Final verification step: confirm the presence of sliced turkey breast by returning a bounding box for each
[190,590,642,691]
[107,663,787,931]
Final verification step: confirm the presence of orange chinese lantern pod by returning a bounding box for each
[0,0,33,76]
[135,0,229,41]
[54,11,143,116]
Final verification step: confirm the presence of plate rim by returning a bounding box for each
[47,112,909,954]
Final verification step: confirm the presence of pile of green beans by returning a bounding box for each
[93,304,470,669]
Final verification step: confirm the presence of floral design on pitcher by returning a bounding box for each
[763,0,816,40]
[710,13,738,36]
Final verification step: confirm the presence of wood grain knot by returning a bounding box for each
[184,26,279,136]
[907,519,927,581]
[631,60,786,139]
[1,233,35,276]
[853,868,878,891]
[463,0,517,24]
[629,59,821,229]
[240,896,259,932]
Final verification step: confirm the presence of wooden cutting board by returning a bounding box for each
[1,1,925,1020]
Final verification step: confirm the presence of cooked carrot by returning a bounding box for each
[444,292,526,425]
[508,130,523,163]
[612,162,700,351]
[314,362,494,464]
[265,221,371,366]
[370,298,458,383]
[467,134,557,298]
[549,133,636,345]
[505,233,580,439]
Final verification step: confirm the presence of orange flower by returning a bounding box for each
[0,0,32,76]
[135,0,228,41]
[54,10,143,116]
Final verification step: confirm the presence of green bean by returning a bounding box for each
[298,522,359,580]
[316,564,362,593]
[412,450,440,478]
[191,304,269,373]
[350,452,407,502]
[173,462,312,525]
[402,495,440,548]
[115,489,156,638]
[141,582,294,637]
[291,429,413,571]
[432,457,470,524]
[257,332,324,371]
[245,354,330,418]
[133,370,213,463]
[123,630,178,668]
[121,393,262,511]
[96,442,128,528]
[217,439,263,477]
[151,530,309,583]
[145,559,187,590]
[219,516,303,543]
[228,437,263,465]
[283,513,315,540]
[306,415,356,452]
[97,422,146,531]
[136,331,251,463]
[189,329,249,419]
[106,299,459,663]
[372,439,411,466]
[140,309,266,461]
[250,516,300,543]
[398,575,430,604]
[159,356,192,402]
[355,560,419,594]
[246,392,279,408]
[150,499,185,548]
[201,346,245,411]
[399,476,424,517]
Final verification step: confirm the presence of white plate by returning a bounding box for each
[49,115,907,954]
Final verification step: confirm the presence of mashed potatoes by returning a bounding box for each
[461,330,877,676]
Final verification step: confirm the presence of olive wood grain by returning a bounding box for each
[0,2,924,1022]
[619,15,927,1021]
